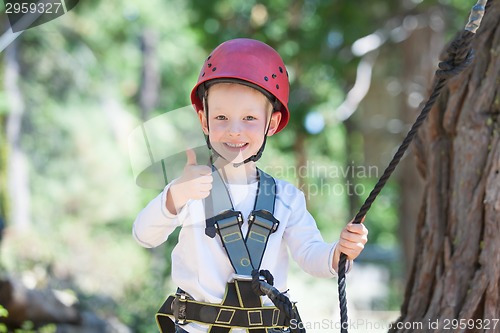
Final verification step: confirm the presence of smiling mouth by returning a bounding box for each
[225,142,248,148]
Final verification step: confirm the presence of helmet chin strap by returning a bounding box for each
[202,90,272,169]
[231,129,269,168]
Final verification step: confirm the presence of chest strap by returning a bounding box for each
[204,168,279,275]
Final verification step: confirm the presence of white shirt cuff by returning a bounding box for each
[160,183,189,222]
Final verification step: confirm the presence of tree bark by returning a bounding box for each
[398,10,444,275]
[391,1,500,332]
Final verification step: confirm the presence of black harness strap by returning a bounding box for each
[205,168,278,276]
[155,285,288,333]
[213,209,252,275]
[246,171,279,270]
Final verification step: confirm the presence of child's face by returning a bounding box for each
[199,83,282,164]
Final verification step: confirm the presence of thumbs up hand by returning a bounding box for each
[182,149,213,200]
[166,149,213,214]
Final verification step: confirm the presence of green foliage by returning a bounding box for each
[0,305,7,333]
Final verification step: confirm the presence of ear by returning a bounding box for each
[198,110,209,135]
[266,111,282,136]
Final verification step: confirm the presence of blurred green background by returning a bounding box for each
[0,0,473,332]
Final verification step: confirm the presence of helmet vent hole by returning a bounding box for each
[202,72,205,77]
[276,84,279,89]
[207,63,212,68]
[279,67,283,73]
[207,55,212,60]
[212,67,217,72]
[272,74,277,79]
[264,76,269,81]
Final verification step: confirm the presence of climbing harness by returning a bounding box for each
[336,1,489,332]
[156,167,304,333]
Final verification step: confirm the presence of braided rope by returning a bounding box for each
[336,0,487,329]
[251,269,302,327]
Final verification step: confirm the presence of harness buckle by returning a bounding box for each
[231,273,253,282]
[173,292,191,325]
[206,210,243,238]
[215,210,244,230]
[248,210,280,233]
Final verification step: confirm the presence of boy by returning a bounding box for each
[133,38,368,333]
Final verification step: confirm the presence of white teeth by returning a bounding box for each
[226,143,246,148]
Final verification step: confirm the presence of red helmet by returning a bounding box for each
[190,38,290,133]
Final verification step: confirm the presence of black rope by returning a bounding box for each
[337,24,479,333]
[251,269,304,330]
[251,269,293,317]
[251,269,274,296]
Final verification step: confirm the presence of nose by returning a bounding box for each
[227,120,242,136]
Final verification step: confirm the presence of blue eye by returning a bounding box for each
[215,115,227,120]
[245,116,256,120]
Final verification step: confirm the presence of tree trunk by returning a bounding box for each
[391,2,500,332]
[138,28,160,121]
[294,130,309,205]
[397,9,444,276]
[344,118,361,218]
[4,40,31,231]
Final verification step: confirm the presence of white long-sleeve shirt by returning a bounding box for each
[133,177,345,333]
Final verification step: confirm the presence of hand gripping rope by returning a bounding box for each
[336,1,490,332]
